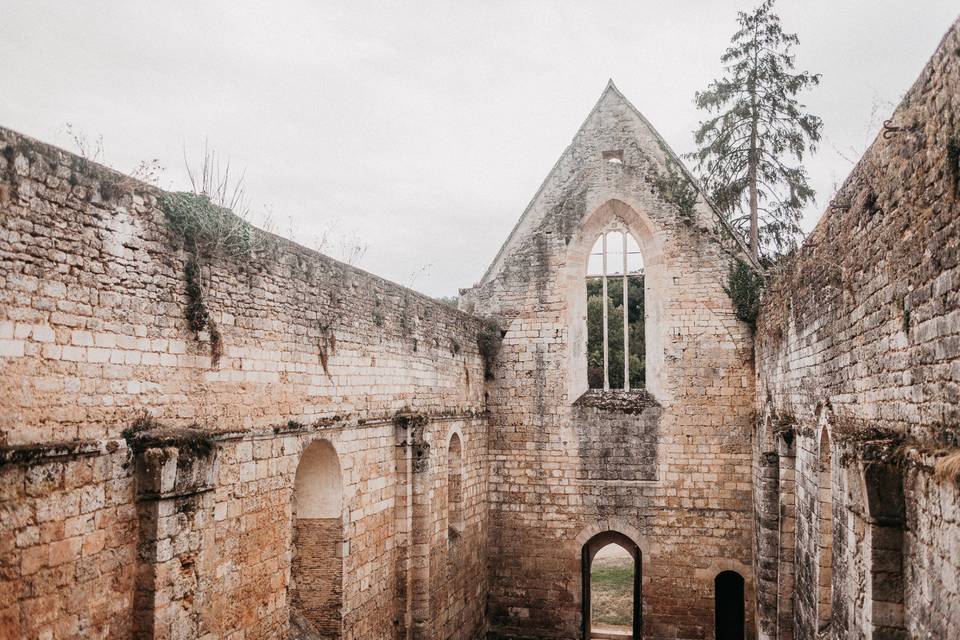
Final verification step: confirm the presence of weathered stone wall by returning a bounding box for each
[0,132,482,443]
[292,518,342,634]
[0,128,489,640]
[463,83,757,639]
[5,18,960,640]
[754,18,960,640]
[0,442,135,639]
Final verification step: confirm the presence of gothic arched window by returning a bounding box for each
[586,228,645,390]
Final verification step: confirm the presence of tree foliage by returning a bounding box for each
[586,277,645,389]
[688,0,822,259]
[725,259,765,328]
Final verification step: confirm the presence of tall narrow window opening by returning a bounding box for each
[586,229,645,390]
[447,433,463,541]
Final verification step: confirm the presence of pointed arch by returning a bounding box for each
[581,530,642,640]
[447,432,464,541]
[585,228,645,390]
[565,198,666,400]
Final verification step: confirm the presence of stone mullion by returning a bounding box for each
[602,232,609,391]
[622,231,629,391]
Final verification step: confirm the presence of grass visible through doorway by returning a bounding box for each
[591,546,633,631]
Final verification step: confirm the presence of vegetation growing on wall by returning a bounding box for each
[183,257,209,332]
[948,132,960,198]
[477,318,503,380]
[725,259,764,328]
[318,324,336,376]
[934,450,960,483]
[159,150,263,366]
[372,295,384,327]
[121,413,214,457]
[586,277,645,389]
[160,191,260,258]
[651,163,698,223]
[121,413,162,445]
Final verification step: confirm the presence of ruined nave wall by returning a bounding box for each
[754,18,960,640]
[0,128,488,640]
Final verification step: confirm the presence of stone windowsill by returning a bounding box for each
[573,389,660,413]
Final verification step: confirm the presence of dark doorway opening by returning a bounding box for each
[714,570,745,640]
[581,531,641,639]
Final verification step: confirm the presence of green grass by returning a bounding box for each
[592,564,634,589]
[591,559,634,627]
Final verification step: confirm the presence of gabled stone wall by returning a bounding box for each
[464,83,757,640]
[754,18,960,640]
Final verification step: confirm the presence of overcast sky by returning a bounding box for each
[2,2,957,297]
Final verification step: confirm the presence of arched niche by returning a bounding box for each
[565,198,666,401]
[294,439,342,518]
[290,439,344,638]
[447,432,464,541]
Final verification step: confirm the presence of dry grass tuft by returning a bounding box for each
[934,450,960,482]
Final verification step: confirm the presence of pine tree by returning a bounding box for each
[689,0,822,260]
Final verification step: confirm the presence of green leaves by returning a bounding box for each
[688,0,822,259]
[725,259,765,328]
[477,318,503,380]
[651,163,698,223]
[160,191,261,258]
[586,278,645,389]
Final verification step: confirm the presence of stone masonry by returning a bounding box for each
[753,17,960,640]
[1,15,959,640]
[461,81,757,640]
[0,125,488,640]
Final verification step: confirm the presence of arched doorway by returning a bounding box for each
[291,439,343,638]
[714,570,745,640]
[581,531,641,639]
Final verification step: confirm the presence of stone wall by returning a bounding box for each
[463,83,757,640]
[4,17,960,640]
[0,127,488,640]
[754,18,960,640]
[0,442,135,639]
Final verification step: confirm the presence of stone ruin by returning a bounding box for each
[1,15,958,640]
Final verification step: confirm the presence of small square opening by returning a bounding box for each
[602,149,624,165]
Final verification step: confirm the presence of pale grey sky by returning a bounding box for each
[1,1,957,297]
